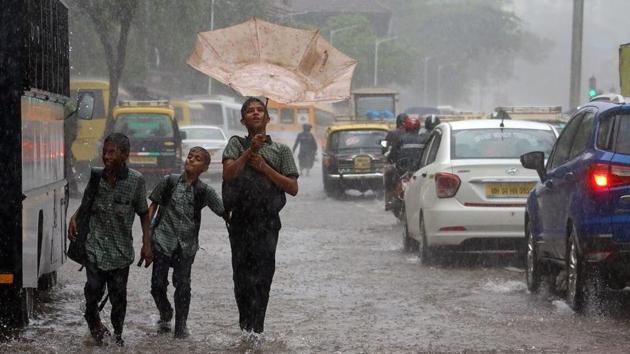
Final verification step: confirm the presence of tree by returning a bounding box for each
[68,0,139,133]
[385,0,552,106]
[318,15,418,88]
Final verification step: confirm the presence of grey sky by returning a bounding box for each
[497,0,630,111]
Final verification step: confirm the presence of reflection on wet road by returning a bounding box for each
[4,164,630,353]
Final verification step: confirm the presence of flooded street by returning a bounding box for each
[3,164,630,353]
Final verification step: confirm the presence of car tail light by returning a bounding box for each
[435,172,461,198]
[588,163,630,190]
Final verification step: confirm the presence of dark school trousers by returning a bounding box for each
[150,245,195,326]
[84,262,130,336]
[229,212,281,333]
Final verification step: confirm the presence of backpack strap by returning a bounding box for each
[192,180,207,224]
[152,174,180,229]
[160,173,181,207]
[78,167,103,218]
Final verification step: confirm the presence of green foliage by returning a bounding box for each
[68,0,550,107]
[319,15,417,88]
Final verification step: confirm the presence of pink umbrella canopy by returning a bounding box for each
[187,17,357,104]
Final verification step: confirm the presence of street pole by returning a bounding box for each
[437,63,454,106]
[374,37,396,87]
[423,57,431,105]
[208,0,215,95]
[330,24,359,47]
[569,0,584,110]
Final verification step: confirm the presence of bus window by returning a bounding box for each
[269,108,279,124]
[173,106,184,123]
[316,109,335,128]
[281,108,295,124]
[228,108,241,130]
[199,103,223,126]
[297,108,310,125]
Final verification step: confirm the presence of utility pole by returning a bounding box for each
[329,25,359,47]
[423,57,431,105]
[208,0,216,95]
[569,0,584,110]
[374,37,396,87]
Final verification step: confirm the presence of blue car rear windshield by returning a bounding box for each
[114,114,174,139]
[615,115,630,154]
[451,128,556,159]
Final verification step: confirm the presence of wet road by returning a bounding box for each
[4,165,630,353]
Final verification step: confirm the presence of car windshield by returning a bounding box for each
[451,128,556,159]
[330,130,387,150]
[114,113,174,139]
[181,127,225,140]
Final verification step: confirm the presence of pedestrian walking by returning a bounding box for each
[292,123,318,176]
[67,132,152,347]
[222,97,299,341]
[147,147,226,339]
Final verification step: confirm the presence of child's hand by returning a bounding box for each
[68,217,78,241]
[138,243,153,268]
[248,153,268,173]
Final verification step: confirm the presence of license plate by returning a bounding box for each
[129,156,157,165]
[354,156,371,171]
[485,182,535,198]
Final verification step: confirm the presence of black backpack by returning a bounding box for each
[152,174,207,234]
[66,167,103,266]
[222,136,286,215]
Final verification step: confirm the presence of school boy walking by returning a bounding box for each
[222,97,299,339]
[148,147,226,338]
[68,133,152,346]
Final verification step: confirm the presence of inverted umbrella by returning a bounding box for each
[187,17,357,104]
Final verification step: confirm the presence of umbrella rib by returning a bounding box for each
[318,60,358,89]
[297,29,321,70]
[199,33,224,62]
[254,17,261,61]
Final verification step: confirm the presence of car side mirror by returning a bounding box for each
[520,151,546,180]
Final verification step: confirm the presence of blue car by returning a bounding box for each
[520,96,630,311]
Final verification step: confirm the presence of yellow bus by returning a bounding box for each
[170,99,207,126]
[69,79,110,174]
[265,100,336,148]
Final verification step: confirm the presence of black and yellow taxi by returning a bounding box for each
[112,100,182,184]
[322,122,390,197]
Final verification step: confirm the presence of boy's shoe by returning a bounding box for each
[157,318,171,333]
[114,335,125,347]
[174,324,189,339]
[87,319,111,345]
[157,309,173,333]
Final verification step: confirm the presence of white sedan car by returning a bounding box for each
[179,125,228,176]
[402,119,558,263]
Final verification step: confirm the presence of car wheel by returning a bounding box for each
[566,226,585,311]
[525,219,542,293]
[403,221,418,252]
[418,213,431,265]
